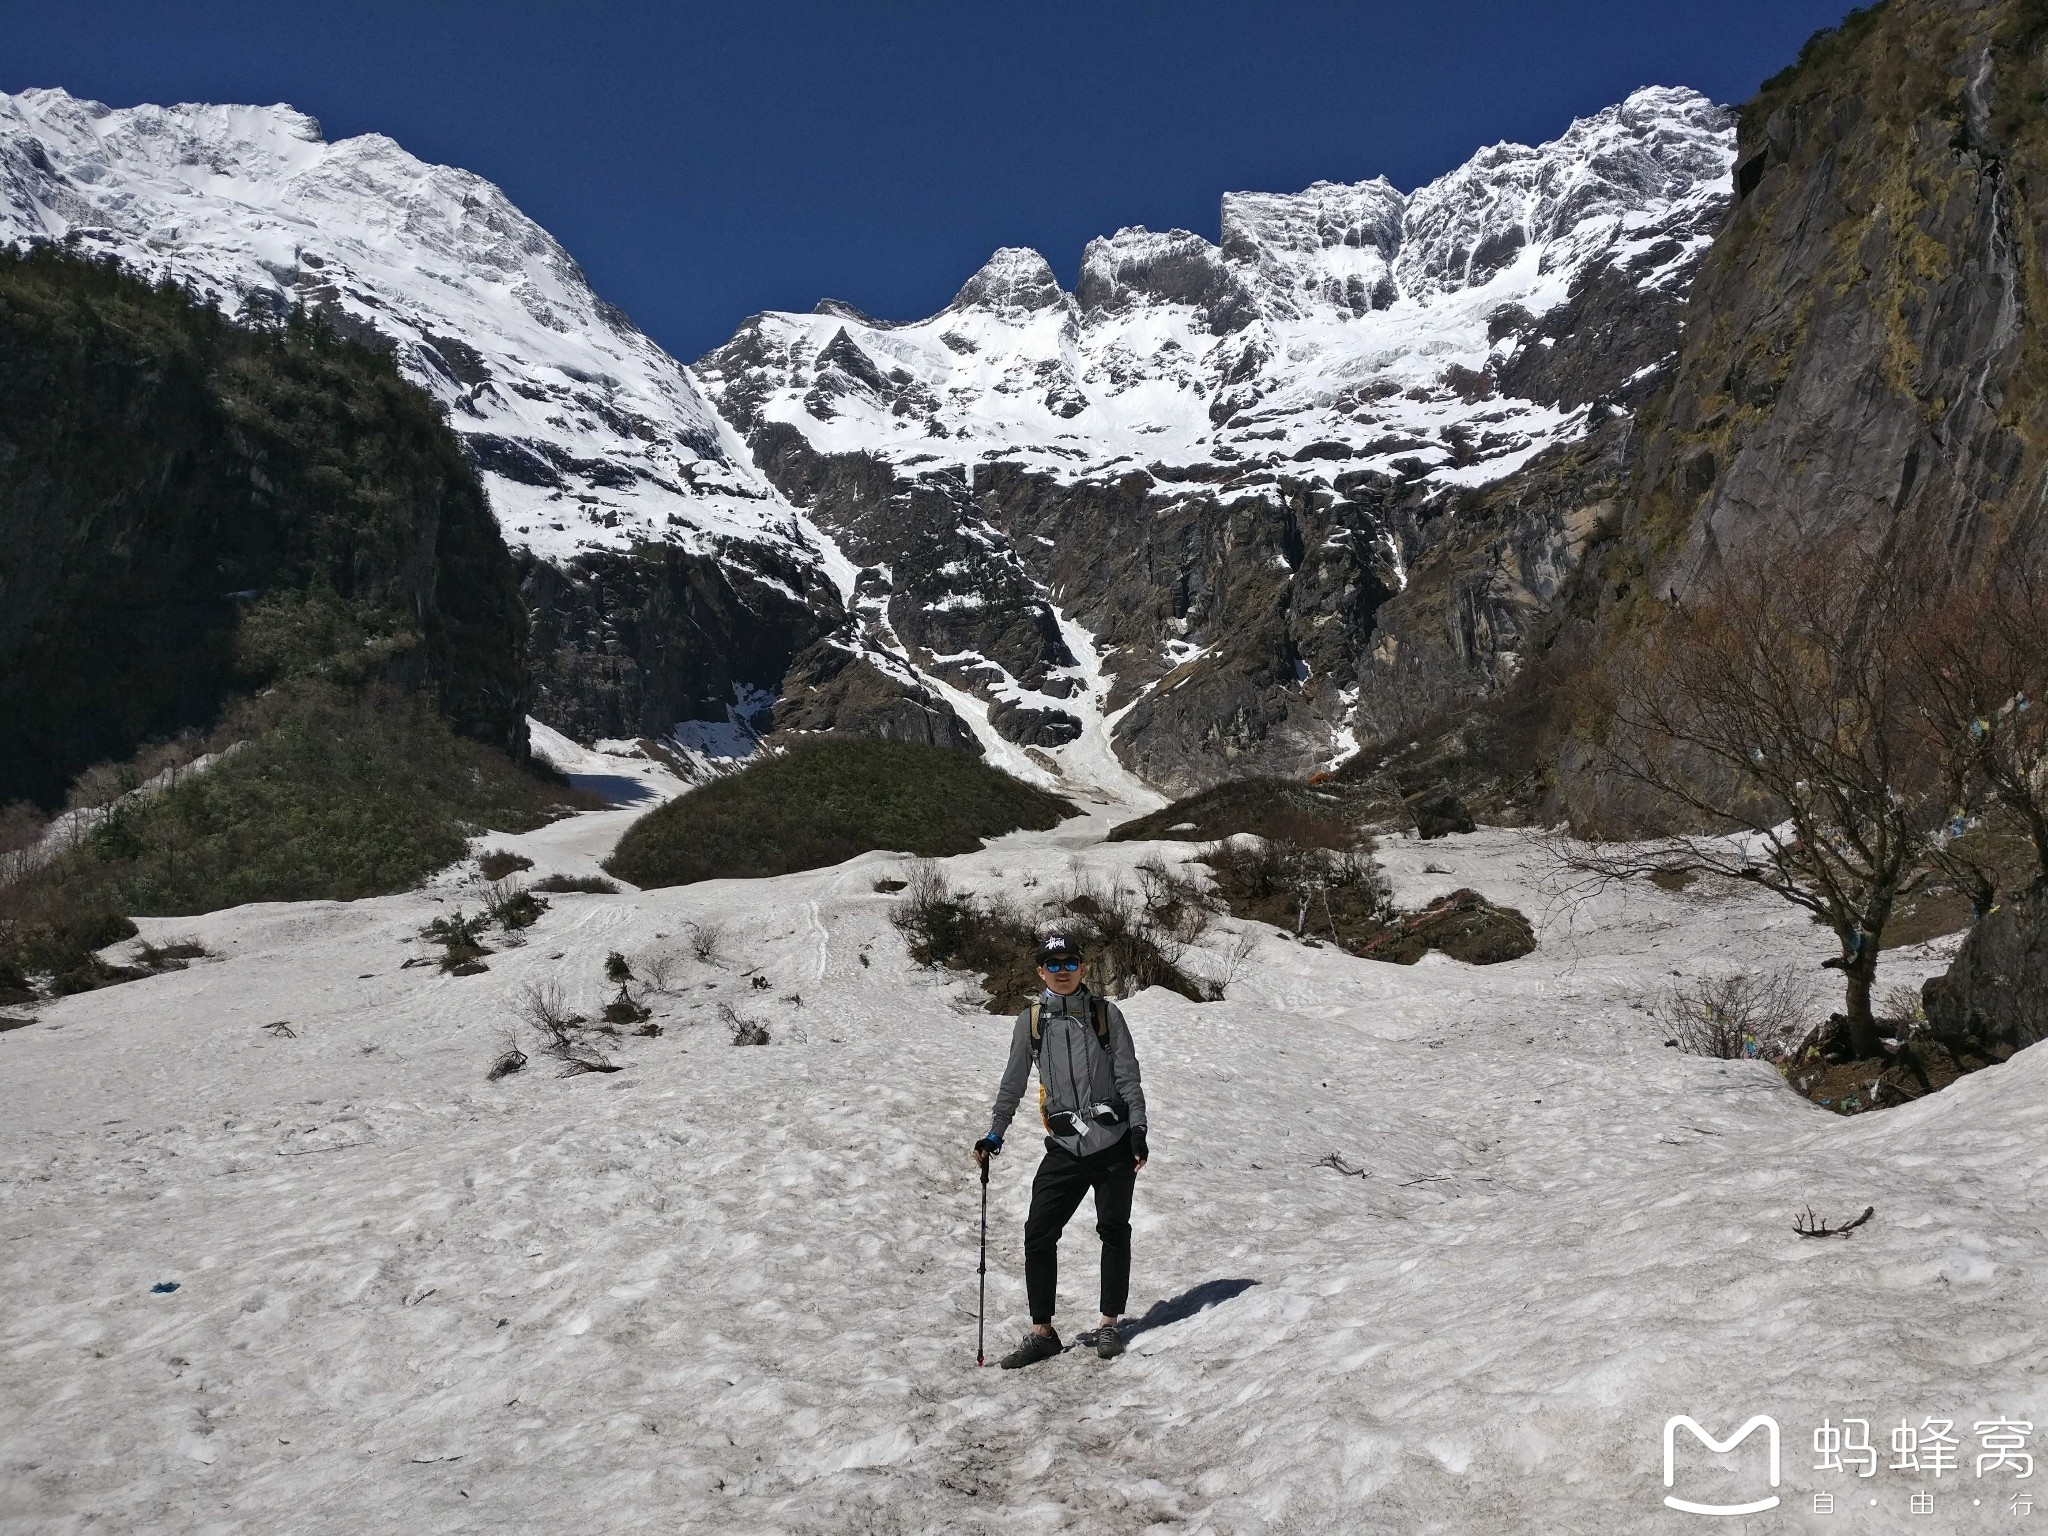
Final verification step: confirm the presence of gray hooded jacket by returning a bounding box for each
[988,985,1147,1158]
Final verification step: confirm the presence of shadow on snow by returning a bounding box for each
[565,772,657,807]
[1122,1277,1260,1341]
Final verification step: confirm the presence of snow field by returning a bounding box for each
[1,807,2042,1534]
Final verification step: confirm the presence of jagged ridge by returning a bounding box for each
[696,86,1734,495]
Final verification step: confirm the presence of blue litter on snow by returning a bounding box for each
[151,1281,180,1294]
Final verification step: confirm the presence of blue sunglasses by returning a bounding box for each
[1042,960,1081,972]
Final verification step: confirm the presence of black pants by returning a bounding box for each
[1024,1137,1136,1324]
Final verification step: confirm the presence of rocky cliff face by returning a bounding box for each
[696,88,1734,791]
[0,247,529,808]
[1630,0,2048,588]
[516,542,843,746]
[1547,0,2048,825]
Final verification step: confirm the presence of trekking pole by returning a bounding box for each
[976,1157,990,1366]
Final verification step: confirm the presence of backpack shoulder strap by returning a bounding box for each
[1031,996,1110,1048]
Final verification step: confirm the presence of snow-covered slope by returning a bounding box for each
[3,802,2027,1533]
[0,87,800,566]
[698,87,1734,495]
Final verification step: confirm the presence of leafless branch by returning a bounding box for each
[518,979,618,1076]
[1793,1204,1875,1239]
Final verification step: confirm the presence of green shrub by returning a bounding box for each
[890,859,1207,1013]
[0,862,137,993]
[423,910,494,971]
[532,873,618,895]
[1,680,598,991]
[92,682,588,915]
[477,849,535,882]
[605,739,1075,889]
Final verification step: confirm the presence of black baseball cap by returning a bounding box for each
[1036,933,1085,965]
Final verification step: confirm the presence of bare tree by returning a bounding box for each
[1209,929,1261,999]
[639,949,682,995]
[683,920,726,966]
[517,979,618,1075]
[1899,567,2048,903]
[1134,856,1213,945]
[0,802,45,885]
[1568,545,1946,1058]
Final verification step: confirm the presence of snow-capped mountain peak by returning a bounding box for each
[1220,176,1405,321]
[0,86,803,566]
[948,246,1069,315]
[696,85,1736,495]
[1075,225,1254,333]
[1396,85,1736,298]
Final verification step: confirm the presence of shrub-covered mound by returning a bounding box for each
[1354,888,1535,965]
[1108,777,1368,847]
[606,739,1075,889]
[94,682,588,913]
[1,681,596,995]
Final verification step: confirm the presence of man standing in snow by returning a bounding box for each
[973,933,1148,1368]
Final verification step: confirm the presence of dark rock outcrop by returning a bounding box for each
[1921,881,2048,1061]
[518,540,840,743]
[751,424,1081,735]
[987,698,1082,747]
[770,641,980,752]
[1410,790,1477,840]
[966,463,1401,794]
[1347,422,1630,751]
[1488,252,1692,412]
[1107,776,1373,846]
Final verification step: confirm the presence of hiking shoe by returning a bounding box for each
[1094,1325,1125,1360]
[998,1329,1063,1369]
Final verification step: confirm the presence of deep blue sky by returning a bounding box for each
[6,1,1854,361]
